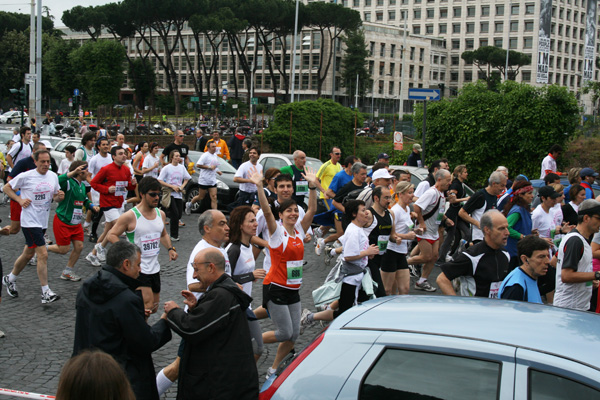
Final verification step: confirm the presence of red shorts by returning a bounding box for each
[417,237,438,245]
[10,199,21,222]
[53,214,84,245]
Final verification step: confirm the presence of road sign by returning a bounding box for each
[222,89,228,95]
[190,96,199,102]
[232,104,238,109]
[251,97,259,105]
[25,73,36,84]
[268,97,275,104]
[394,131,403,151]
[74,89,80,96]
[408,88,440,101]
[222,95,227,101]
[68,97,73,107]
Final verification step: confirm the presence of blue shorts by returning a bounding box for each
[22,227,46,248]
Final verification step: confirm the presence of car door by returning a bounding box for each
[514,348,600,400]
[336,331,516,400]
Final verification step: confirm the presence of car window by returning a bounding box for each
[529,369,600,399]
[262,157,288,171]
[55,141,72,152]
[410,174,422,187]
[0,132,13,143]
[306,159,323,172]
[217,157,237,173]
[359,348,500,400]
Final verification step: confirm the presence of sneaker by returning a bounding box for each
[2,275,18,298]
[324,245,334,266]
[44,234,53,245]
[88,233,98,243]
[315,238,325,256]
[0,330,4,338]
[60,271,81,282]
[28,254,37,266]
[85,253,101,267]
[316,303,329,312]
[414,280,437,292]
[313,227,323,244]
[445,254,454,263]
[95,243,107,262]
[266,367,277,380]
[170,236,180,242]
[185,201,192,215]
[299,308,314,334]
[41,289,60,304]
[408,264,421,279]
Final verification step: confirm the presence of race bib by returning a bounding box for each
[70,200,84,225]
[32,191,49,207]
[140,232,161,257]
[377,235,390,254]
[488,281,501,299]
[115,181,128,197]
[286,260,303,285]
[435,198,446,225]
[296,180,309,196]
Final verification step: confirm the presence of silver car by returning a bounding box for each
[262,296,600,399]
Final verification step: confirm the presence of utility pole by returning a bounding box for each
[36,0,42,123]
[28,0,36,121]
[290,0,300,103]
[398,12,408,119]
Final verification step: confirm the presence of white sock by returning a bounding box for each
[41,285,49,294]
[63,267,74,274]
[329,248,337,256]
[267,367,276,375]
[156,369,174,396]
[417,277,426,284]
[8,273,17,283]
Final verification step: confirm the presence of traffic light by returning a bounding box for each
[9,88,27,106]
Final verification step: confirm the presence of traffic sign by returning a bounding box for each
[222,89,228,95]
[394,131,403,151]
[408,88,440,101]
[251,97,259,105]
[190,96,200,102]
[74,89,80,96]
[222,95,227,101]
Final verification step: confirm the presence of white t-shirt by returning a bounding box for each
[58,158,73,175]
[7,141,32,165]
[186,239,231,304]
[158,163,191,199]
[540,154,557,179]
[226,242,255,298]
[414,186,445,240]
[414,180,430,198]
[341,222,369,285]
[196,152,220,186]
[142,154,161,178]
[9,169,60,229]
[12,134,21,142]
[235,161,263,193]
[88,153,113,203]
[532,204,555,239]
[388,203,413,254]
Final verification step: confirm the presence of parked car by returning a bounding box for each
[0,129,15,154]
[0,111,28,124]
[184,150,240,212]
[259,153,323,173]
[261,295,600,399]
[50,138,81,166]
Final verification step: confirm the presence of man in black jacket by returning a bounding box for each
[73,241,172,400]
[164,247,258,400]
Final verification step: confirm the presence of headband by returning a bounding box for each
[511,185,534,197]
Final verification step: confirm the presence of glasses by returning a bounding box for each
[333,153,341,155]
[147,192,160,198]
[192,261,212,268]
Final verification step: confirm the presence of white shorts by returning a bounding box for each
[91,189,100,205]
[104,207,124,223]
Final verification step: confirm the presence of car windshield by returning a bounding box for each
[306,159,323,171]
[187,152,237,173]
[0,131,13,144]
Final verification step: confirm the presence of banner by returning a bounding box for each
[584,0,598,83]
[536,0,552,83]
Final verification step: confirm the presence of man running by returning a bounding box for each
[185,140,221,214]
[87,137,113,243]
[2,150,63,303]
[313,147,342,241]
[231,147,263,209]
[204,131,230,161]
[106,177,178,314]
[160,131,190,166]
[280,150,309,206]
[6,126,32,169]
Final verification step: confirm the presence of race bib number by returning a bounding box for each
[296,180,309,196]
[488,281,501,299]
[70,201,84,225]
[141,232,161,257]
[33,191,49,207]
[436,198,446,225]
[377,235,390,254]
[115,181,128,197]
[286,260,303,285]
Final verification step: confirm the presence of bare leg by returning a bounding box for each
[35,246,49,287]
[9,221,20,235]
[312,309,335,321]
[253,306,268,320]
[93,221,116,255]
[323,218,344,244]
[12,246,35,276]
[396,269,410,294]
[208,187,218,210]
[67,241,84,268]
[191,188,207,205]
[137,286,156,314]
[381,271,397,296]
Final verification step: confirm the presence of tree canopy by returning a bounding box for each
[462,46,531,89]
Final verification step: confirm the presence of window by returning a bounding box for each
[480,38,488,46]
[566,9,571,20]
[523,37,533,49]
[511,4,519,15]
[452,39,460,49]
[565,26,570,37]
[494,38,503,47]
[511,21,519,32]
[521,71,531,82]
[525,21,534,32]
[439,24,447,33]
[496,5,504,16]
[465,39,474,49]
[353,0,359,6]
[364,12,371,21]
[413,25,421,34]
[369,41,375,56]
[559,8,564,19]
[529,369,600,399]
[451,55,460,65]
[409,65,414,78]
[390,63,395,75]
[388,81,395,95]
[380,43,386,57]
[464,71,473,81]
[389,11,396,20]
[391,44,396,57]
[365,0,371,5]
[414,9,421,19]
[410,47,415,60]
[453,7,461,17]
[453,23,461,33]
[466,22,474,33]
[480,22,489,33]
[419,48,424,61]
[495,22,503,33]
[377,0,383,5]
[359,349,500,400]
[379,62,385,75]
[440,8,448,18]
[389,0,396,4]
[419,66,423,79]
[467,6,475,17]
[376,11,383,21]
[481,5,489,16]
[427,8,434,18]
[426,24,434,34]
[451,72,459,81]
[509,38,518,49]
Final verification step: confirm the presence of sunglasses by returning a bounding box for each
[333,153,341,155]
[147,192,161,198]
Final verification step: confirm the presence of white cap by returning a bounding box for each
[373,169,394,180]
[40,140,53,149]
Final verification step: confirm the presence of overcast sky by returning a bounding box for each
[2,0,111,27]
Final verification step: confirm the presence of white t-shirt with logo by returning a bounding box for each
[9,169,60,229]
[158,163,191,200]
[532,204,555,239]
[234,161,263,193]
[196,152,220,186]
[341,222,369,285]
[388,203,413,254]
[7,141,32,165]
[414,186,445,240]
[142,153,161,178]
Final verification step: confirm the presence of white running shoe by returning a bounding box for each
[41,289,60,304]
[185,201,192,215]
[315,238,325,256]
[28,254,37,266]
[86,253,101,267]
[95,243,107,262]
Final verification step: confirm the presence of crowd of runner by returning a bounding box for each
[2,127,600,399]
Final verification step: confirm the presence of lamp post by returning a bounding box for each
[290,0,300,103]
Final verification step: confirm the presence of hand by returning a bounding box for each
[404,231,417,241]
[304,233,312,243]
[366,244,380,256]
[531,228,539,236]
[169,249,178,261]
[19,198,31,208]
[181,290,198,309]
[109,185,116,193]
[164,300,179,313]
[211,165,216,170]
[217,171,222,176]
[445,219,454,227]
[55,190,65,202]
[253,268,267,280]
[131,176,137,185]
[301,167,318,186]
[248,167,264,187]
[160,312,168,320]
[144,309,152,318]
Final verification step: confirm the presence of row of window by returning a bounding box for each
[410,4,536,19]
[449,70,585,87]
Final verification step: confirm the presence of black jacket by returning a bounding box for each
[73,267,172,400]
[228,133,245,160]
[167,273,258,400]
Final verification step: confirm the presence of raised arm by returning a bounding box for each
[249,168,278,236]
[300,167,318,233]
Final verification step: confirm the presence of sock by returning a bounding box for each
[307,313,315,323]
[326,305,332,311]
[63,267,74,274]
[41,285,49,294]
[267,367,276,375]
[417,277,427,284]
[83,221,90,228]
[329,248,337,256]
[156,369,174,396]
[8,273,17,283]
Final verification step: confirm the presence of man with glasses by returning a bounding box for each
[314,147,342,241]
[160,131,190,166]
[106,177,178,315]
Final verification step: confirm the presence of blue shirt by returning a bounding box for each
[329,170,352,194]
[499,267,543,304]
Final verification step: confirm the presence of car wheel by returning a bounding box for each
[185,186,202,213]
[6,119,11,124]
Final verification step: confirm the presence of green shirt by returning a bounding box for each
[56,173,91,225]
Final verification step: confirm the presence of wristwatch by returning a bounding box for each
[168,247,176,252]
[595,271,600,281]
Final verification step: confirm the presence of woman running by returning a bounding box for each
[503,180,535,270]
[158,150,190,241]
[132,141,148,183]
[141,142,161,178]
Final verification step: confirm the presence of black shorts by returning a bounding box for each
[199,184,217,190]
[380,249,408,272]
[138,272,161,293]
[262,283,300,309]
[22,227,46,248]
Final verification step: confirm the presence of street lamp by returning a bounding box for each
[290,0,300,103]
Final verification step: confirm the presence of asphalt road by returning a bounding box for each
[0,201,442,398]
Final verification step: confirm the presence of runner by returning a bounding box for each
[160,131,190,166]
[47,161,99,282]
[141,142,161,178]
[106,177,178,313]
[74,132,97,233]
[131,141,148,183]
[251,165,317,378]
[231,147,263,209]
[57,145,76,175]
[87,137,113,243]
[6,126,32,169]
[204,131,230,161]
[439,164,470,263]
[2,150,63,303]
[158,150,191,241]
[313,147,342,241]
[185,140,221,214]
[86,146,136,266]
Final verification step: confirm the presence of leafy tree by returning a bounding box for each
[128,58,156,108]
[414,81,579,186]
[42,34,79,101]
[462,46,531,89]
[0,11,56,39]
[263,98,354,158]
[0,30,29,97]
[62,6,104,40]
[69,39,127,107]
[341,29,370,99]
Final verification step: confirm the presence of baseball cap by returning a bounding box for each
[578,199,600,217]
[413,144,422,151]
[537,185,561,199]
[40,140,53,150]
[580,167,599,178]
[373,169,394,180]
[377,153,390,160]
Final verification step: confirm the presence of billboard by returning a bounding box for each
[536,0,552,83]
[584,0,598,83]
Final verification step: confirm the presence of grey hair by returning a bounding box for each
[351,162,367,175]
[204,249,226,271]
[32,149,50,161]
[198,210,215,235]
[292,150,304,159]
[434,168,450,181]
[480,209,502,235]
[496,166,508,174]
[243,139,252,148]
[489,171,506,185]
[106,240,140,269]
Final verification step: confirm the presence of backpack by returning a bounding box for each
[11,141,30,162]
